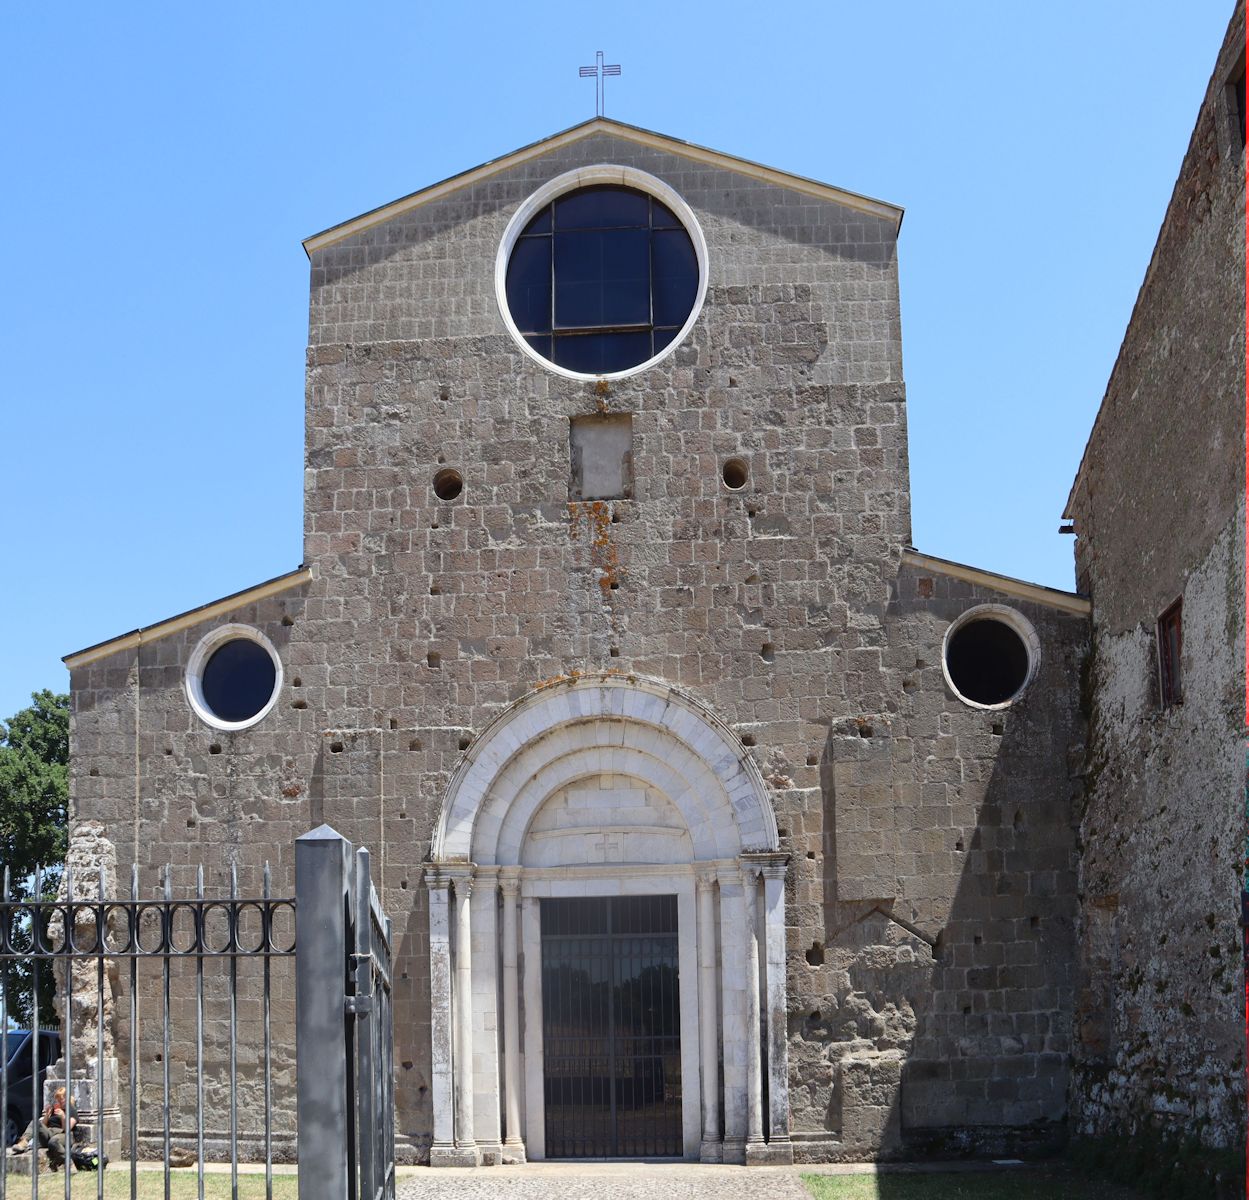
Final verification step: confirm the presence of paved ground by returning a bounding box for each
[392,1160,1041,1199]
[396,1162,817,1199]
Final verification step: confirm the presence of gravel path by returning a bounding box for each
[397,1162,816,1200]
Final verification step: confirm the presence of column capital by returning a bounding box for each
[695,867,718,892]
[498,868,522,898]
[740,850,788,880]
[428,861,476,894]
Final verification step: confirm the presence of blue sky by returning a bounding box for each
[0,1,1235,721]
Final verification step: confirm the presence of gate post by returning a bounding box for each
[296,825,355,1200]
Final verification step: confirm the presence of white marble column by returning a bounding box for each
[696,870,721,1162]
[448,866,479,1164]
[520,896,546,1159]
[716,867,747,1164]
[741,864,765,1158]
[500,871,526,1162]
[470,870,501,1164]
[760,857,793,1162]
[426,868,461,1166]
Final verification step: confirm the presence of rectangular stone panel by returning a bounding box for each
[570,414,632,501]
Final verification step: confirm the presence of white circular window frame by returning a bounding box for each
[940,604,1041,711]
[494,164,710,382]
[186,624,284,732]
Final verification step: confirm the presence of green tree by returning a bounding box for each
[0,689,69,1028]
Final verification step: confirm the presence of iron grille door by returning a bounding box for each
[540,895,681,1159]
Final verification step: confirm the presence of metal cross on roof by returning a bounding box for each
[579,50,621,117]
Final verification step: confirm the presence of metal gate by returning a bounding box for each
[0,855,296,1200]
[540,896,681,1159]
[0,824,394,1200]
[295,827,395,1200]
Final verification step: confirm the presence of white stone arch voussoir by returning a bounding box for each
[433,674,779,863]
[486,739,727,864]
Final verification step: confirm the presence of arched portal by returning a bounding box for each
[425,675,793,1167]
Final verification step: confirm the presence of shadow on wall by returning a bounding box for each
[797,629,1082,1164]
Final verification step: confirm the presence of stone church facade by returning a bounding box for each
[60,47,1238,1168]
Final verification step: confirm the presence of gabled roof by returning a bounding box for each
[303,117,905,256]
[63,566,313,669]
[900,547,1090,615]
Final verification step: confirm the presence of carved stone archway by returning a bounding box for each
[426,675,792,1166]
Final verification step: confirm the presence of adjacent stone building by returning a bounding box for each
[59,6,1242,1168]
[1064,1,1246,1175]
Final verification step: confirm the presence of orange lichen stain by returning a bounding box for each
[533,669,584,693]
[533,668,632,694]
[588,502,610,548]
[589,501,622,592]
[568,501,623,594]
[594,378,610,396]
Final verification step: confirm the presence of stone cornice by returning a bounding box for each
[426,861,476,891]
[63,566,314,668]
[900,548,1089,616]
[741,850,789,879]
[303,117,903,256]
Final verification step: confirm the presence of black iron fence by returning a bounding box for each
[0,825,393,1200]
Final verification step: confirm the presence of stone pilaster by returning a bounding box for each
[744,851,793,1165]
[740,863,765,1161]
[499,871,526,1163]
[425,867,464,1166]
[716,866,747,1164]
[449,866,478,1163]
[695,869,721,1162]
[470,869,501,1165]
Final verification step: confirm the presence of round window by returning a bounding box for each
[497,167,708,380]
[941,606,1039,709]
[186,625,283,731]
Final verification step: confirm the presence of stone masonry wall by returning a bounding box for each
[788,564,1086,1161]
[69,587,308,1157]
[1065,1,1246,1163]
[67,127,1087,1161]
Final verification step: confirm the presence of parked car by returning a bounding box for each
[2,1030,61,1147]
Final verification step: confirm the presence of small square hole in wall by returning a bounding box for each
[570,414,633,501]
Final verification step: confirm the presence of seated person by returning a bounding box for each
[37,1087,75,1170]
[36,1089,105,1172]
